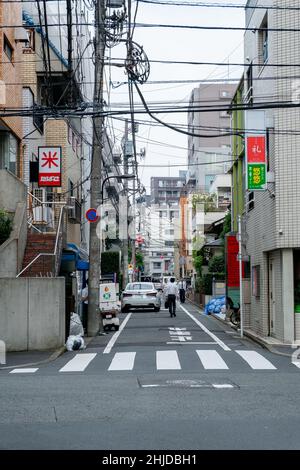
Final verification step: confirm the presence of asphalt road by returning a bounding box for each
[1,301,300,450]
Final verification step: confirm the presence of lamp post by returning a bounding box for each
[101,174,135,204]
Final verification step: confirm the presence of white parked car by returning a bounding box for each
[121,282,161,313]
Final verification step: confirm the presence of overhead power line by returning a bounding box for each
[137,1,300,12]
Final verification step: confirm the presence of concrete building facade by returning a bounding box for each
[231,0,300,343]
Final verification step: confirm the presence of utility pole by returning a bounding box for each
[131,173,136,282]
[122,119,129,289]
[238,215,244,338]
[88,0,106,336]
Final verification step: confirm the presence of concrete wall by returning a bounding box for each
[0,202,27,276]
[0,277,65,351]
[0,170,27,212]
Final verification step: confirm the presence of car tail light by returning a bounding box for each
[123,293,132,297]
[147,292,157,297]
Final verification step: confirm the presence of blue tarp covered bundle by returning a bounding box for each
[204,296,226,315]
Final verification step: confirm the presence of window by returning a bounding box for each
[252,265,260,297]
[4,35,13,62]
[153,262,162,269]
[68,179,74,197]
[247,191,255,212]
[259,14,268,65]
[0,132,18,174]
[23,29,35,52]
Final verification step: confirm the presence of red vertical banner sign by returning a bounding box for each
[226,235,244,287]
[38,146,62,187]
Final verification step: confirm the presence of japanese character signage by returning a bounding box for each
[246,135,266,190]
[38,146,62,187]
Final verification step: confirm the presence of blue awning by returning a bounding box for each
[61,244,89,270]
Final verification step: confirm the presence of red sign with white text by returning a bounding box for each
[38,147,62,187]
[246,136,266,163]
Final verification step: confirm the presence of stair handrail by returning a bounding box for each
[16,253,54,278]
[17,205,66,278]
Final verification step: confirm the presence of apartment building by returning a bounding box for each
[187,83,236,191]
[231,0,300,343]
[0,1,24,176]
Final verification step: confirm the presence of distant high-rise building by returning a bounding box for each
[187,83,236,191]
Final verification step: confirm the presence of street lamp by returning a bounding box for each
[101,174,135,203]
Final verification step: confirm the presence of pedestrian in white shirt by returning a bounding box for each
[165,277,178,317]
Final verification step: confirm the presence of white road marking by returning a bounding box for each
[166,342,217,345]
[196,350,229,370]
[108,352,136,371]
[59,353,97,372]
[156,350,181,370]
[10,368,38,374]
[103,312,132,354]
[292,360,300,369]
[236,350,277,370]
[179,304,231,351]
[212,384,234,389]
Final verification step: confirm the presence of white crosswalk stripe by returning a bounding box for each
[196,350,229,370]
[108,352,136,371]
[236,350,277,370]
[59,353,97,372]
[156,350,181,370]
[5,349,284,374]
[9,368,38,374]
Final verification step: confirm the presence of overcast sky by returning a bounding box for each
[105,0,246,193]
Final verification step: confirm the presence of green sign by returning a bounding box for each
[247,163,266,190]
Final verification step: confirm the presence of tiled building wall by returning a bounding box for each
[244,0,300,341]
[0,1,23,175]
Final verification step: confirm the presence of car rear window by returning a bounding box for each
[126,283,154,291]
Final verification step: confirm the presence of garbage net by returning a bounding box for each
[204,296,226,315]
[69,312,84,336]
[66,335,85,351]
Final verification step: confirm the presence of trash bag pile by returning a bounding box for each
[204,296,226,315]
[69,312,84,336]
[65,313,85,351]
[66,335,85,351]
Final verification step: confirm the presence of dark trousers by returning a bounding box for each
[179,288,185,303]
[82,303,88,332]
[168,294,176,316]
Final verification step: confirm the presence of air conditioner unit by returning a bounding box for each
[68,196,81,223]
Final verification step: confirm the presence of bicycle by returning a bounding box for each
[226,297,240,327]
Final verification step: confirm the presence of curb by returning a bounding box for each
[212,313,293,358]
[0,345,66,371]
[186,299,293,357]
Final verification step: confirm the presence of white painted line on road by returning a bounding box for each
[10,368,38,374]
[59,353,97,372]
[141,384,161,388]
[156,350,181,370]
[236,350,277,370]
[108,352,136,371]
[292,360,300,369]
[166,341,217,345]
[196,350,229,370]
[212,384,234,389]
[103,312,132,354]
[179,304,231,351]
